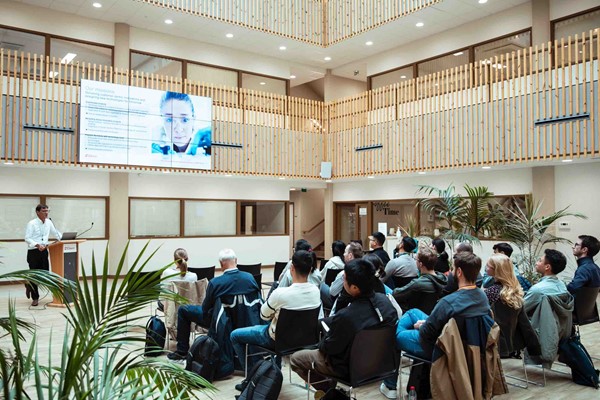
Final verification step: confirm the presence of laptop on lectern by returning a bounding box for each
[61,232,77,240]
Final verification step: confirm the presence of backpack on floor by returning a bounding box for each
[144,316,166,357]
[186,335,220,383]
[236,359,283,400]
[558,333,600,388]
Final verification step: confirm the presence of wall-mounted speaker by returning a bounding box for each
[320,161,332,179]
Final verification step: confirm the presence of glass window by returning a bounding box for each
[49,38,112,80]
[474,31,531,71]
[46,197,107,239]
[130,199,180,237]
[131,52,182,78]
[184,200,236,236]
[241,73,287,95]
[418,50,469,77]
[371,66,414,89]
[554,9,600,40]
[240,201,286,235]
[0,196,40,240]
[188,63,238,87]
[0,28,45,74]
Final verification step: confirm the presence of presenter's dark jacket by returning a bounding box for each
[318,292,398,378]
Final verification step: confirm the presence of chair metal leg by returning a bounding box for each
[398,355,404,400]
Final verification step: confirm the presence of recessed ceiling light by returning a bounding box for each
[279,45,287,51]
[162,170,170,174]
[325,179,333,183]
[224,174,232,177]
[324,56,331,61]
[416,22,424,27]
[482,166,491,169]
[365,41,373,46]
[226,33,234,38]
[400,75,407,79]
[479,0,488,4]
[290,188,296,191]
[290,75,296,79]
[367,176,375,179]
[92,2,102,8]
[259,82,266,85]
[562,159,573,163]
[279,177,286,180]
[4,161,14,165]
[164,19,173,24]
[453,51,464,56]
[418,171,426,175]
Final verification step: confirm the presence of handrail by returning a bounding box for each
[302,219,325,235]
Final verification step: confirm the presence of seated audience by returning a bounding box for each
[161,248,198,282]
[392,246,447,313]
[383,236,418,288]
[482,242,531,292]
[290,258,398,397]
[230,250,321,379]
[567,234,600,295]
[278,240,321,288]
[431,238,450,274]
[320,242,364,309]
[167,248,261,374]
[369,231,390,266]
[380,252,490,399]
[320,240,346,280]
[442,242,483,295]
[484,254,524,307]
[524,249,569,309]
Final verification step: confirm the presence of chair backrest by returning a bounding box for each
[406,290,441,315]
[324,268,341,287]
[274,262,288,281]
[273,307,321,352]
[392,276,415,289]
[319,258,328,271]
[238,263,262,275]
[253,273,262,287]
[348,325,398,387]
[491,300,521,357]
[188,266,216,281]
[574,286,600,326]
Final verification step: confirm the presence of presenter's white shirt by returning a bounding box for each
[25,218,62,250]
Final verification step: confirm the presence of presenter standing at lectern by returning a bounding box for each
[24,204,62,306]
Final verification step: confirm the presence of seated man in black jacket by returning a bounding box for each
[392,246,447,313]
[290,258,398,395]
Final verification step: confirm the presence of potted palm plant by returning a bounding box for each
[0,242,215,399]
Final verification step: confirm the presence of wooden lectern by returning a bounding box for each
[48,239,85,307]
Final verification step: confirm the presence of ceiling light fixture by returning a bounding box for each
[279,45,287,50]
[365,41,373,46]
[416,22,424,27]
[60,53,77,64]
[224,174,232,177]
[164,19,173,24]
[279,177,286,180]
[4,161,14,165]
[162,170,170,174]
[325,179,333,183]
[290,188,296,191]
[367,176,375,179]
[562,159,573,163]
[290,75,296,79]
[453,51,464,56]
[400,75,407,79]
[226,33,234,38]
[259,82,266,85]
[324,56,332,61]
[418,171,426,175]
[482,166,491,169]
[479,0,488,4]
[92,2,102,8]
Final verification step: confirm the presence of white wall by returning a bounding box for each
[550,0,600,21]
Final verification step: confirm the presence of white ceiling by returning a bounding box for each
[11,0,530,85]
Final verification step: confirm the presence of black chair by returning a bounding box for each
[307,324,399,399]
[238,263,262,276]
[319,258,328,271]
[263,261,288,288]
[573,286,600,326]
[392,276,416,289]
[404,290,441,315]
[324,268,342,287]
[187,266,216,281]
[252,273,262,288]
[245,307,321,380]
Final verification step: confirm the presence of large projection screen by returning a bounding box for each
[79,80,212,170]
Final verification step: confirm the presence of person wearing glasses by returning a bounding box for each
[567,235,600,295]
[24,204,62,306]
[152,91,211,156]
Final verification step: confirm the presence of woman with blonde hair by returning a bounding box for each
[484,254,523,309]
[161,248,198,282]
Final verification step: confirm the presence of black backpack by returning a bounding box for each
[236,359,283,400]
[558,333,600,388]
[144,316,166,357]
[186,335,220,383]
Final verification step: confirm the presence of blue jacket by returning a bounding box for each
[567,256,600,294]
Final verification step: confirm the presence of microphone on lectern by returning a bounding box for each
[76,222,94,238]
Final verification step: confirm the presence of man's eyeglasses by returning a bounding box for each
[573,243,582,248]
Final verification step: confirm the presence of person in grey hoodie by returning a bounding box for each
[392,246,447,313]
[320,240,346,280]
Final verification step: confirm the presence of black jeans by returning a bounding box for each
[26,248,49,301]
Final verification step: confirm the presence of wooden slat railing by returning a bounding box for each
[1,29,598,179]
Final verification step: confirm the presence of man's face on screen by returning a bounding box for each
[161,99,194,149]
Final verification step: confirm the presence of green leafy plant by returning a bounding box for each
[502,196,586,281]
[0,242,215,399]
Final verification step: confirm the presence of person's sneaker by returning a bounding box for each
[314,390,326,400]
[166,351,186,364]
[235,380,247,391]
[379,382,397,399]
[31,299,39,307]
